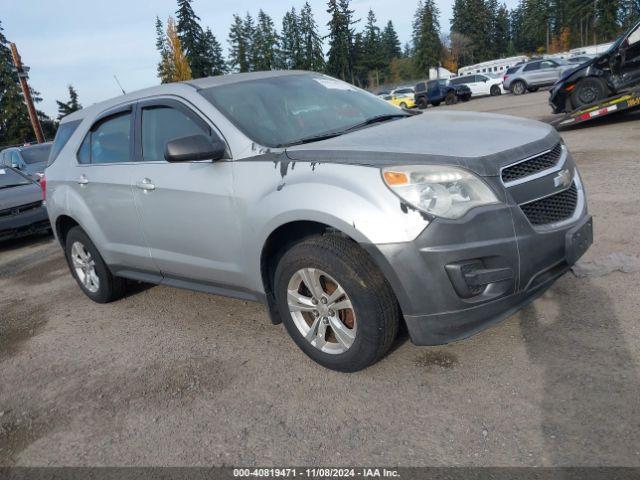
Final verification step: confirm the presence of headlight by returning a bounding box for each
[382,165,499,219]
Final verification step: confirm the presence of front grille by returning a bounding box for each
[501,143,563,183]
[520,183,578,225]
[0,201,42,218]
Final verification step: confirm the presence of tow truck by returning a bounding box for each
[551,87,640,130]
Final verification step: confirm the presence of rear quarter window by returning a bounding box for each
[48,120,82,167]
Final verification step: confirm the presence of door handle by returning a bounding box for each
[78,174,89,186]
[136,178,156,191]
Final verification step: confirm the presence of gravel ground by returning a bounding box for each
[1,91,639,467]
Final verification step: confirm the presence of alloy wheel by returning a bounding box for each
[286,268,357,355]
[70,241,100,293]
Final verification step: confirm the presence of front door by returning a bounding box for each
[129,99,244,289]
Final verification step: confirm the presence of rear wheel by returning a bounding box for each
[274,234,399,372]
[490,85,501,96]
[399,101,408,109]
[512,80,526,95]
[64,227,126,303]
[571,77,609,109]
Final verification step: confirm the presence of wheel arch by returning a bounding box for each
[259,220,404,326]
[54,214,81,248]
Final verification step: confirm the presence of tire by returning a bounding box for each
[274,234,400,372]
[399,102,407,109]
[571,77,609,109]
[64,226,126,303]
[527,86,539,93]
[512,80,526,95]
[445,92,457,105]
[490,85,501,96]
[417,97,428,109]
[431,100,441,107]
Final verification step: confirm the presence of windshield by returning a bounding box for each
[20,144,52,164]
[0,168,31,188]
[200,74,407,148]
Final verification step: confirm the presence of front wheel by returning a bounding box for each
[445,92,457,105]
[274,234,400,372]
[417,97,428,109]
[512,80,526,95]
[64,227,126,303]
[571,77,609,109]
[399,102,408,109]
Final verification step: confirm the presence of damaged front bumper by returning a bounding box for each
[364,178,592,346]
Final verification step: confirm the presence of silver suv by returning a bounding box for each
[503,59,573,95]
[45,71,592,371]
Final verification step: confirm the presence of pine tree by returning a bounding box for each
[299,2,325,71]
[253,10,281,70]
[451,0,492,65]
[228,14,251,72]
[493,3,511,57]
[243,13,257,71]
[156,16,175,83]
[56,85,82,120]
[201,28,227,76]
[325,0,356,81]
[360,10,385,87]
[281,8,302,69]
[621,0,640,29]
[175,0,206,77]
[381,21,402,62]
[413,0,443,75]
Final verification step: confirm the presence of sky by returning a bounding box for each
[3,0,519,119]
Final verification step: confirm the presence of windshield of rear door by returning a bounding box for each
[0,168,31,188]
[199,74,407,148]
[20,144,52,164]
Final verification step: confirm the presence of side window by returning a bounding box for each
[523,62,541,72]
[77,112,132,165]
[141,106,209,162]
[416,82,425,91]
[449,77,461,85]
[540,60,557,69]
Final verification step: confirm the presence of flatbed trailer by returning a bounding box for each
[551,87,640,130]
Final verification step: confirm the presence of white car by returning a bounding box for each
[450,74,504,97]
[390,87,415,100]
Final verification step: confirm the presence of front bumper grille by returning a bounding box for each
[0,201,43,218]
[501,143,563,183]
[520,182,578,225]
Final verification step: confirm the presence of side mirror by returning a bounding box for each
[164,134,226,163]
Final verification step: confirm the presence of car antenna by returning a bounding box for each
[113,75,126,95]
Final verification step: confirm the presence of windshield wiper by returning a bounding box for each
[342,113,410,133]
[277,131,346,147]
[280,114,410,148]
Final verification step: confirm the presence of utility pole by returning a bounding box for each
[9,43,44,144]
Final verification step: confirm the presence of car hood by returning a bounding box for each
[285,110,559,176]
[0,183,42,210]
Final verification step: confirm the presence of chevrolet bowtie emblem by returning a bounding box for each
[553,169,572,189]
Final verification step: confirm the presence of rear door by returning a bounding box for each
[522,61,542,85]
[129,98,244,288]
[73,105,159,276]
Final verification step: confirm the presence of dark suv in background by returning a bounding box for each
[414,79,471,108]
